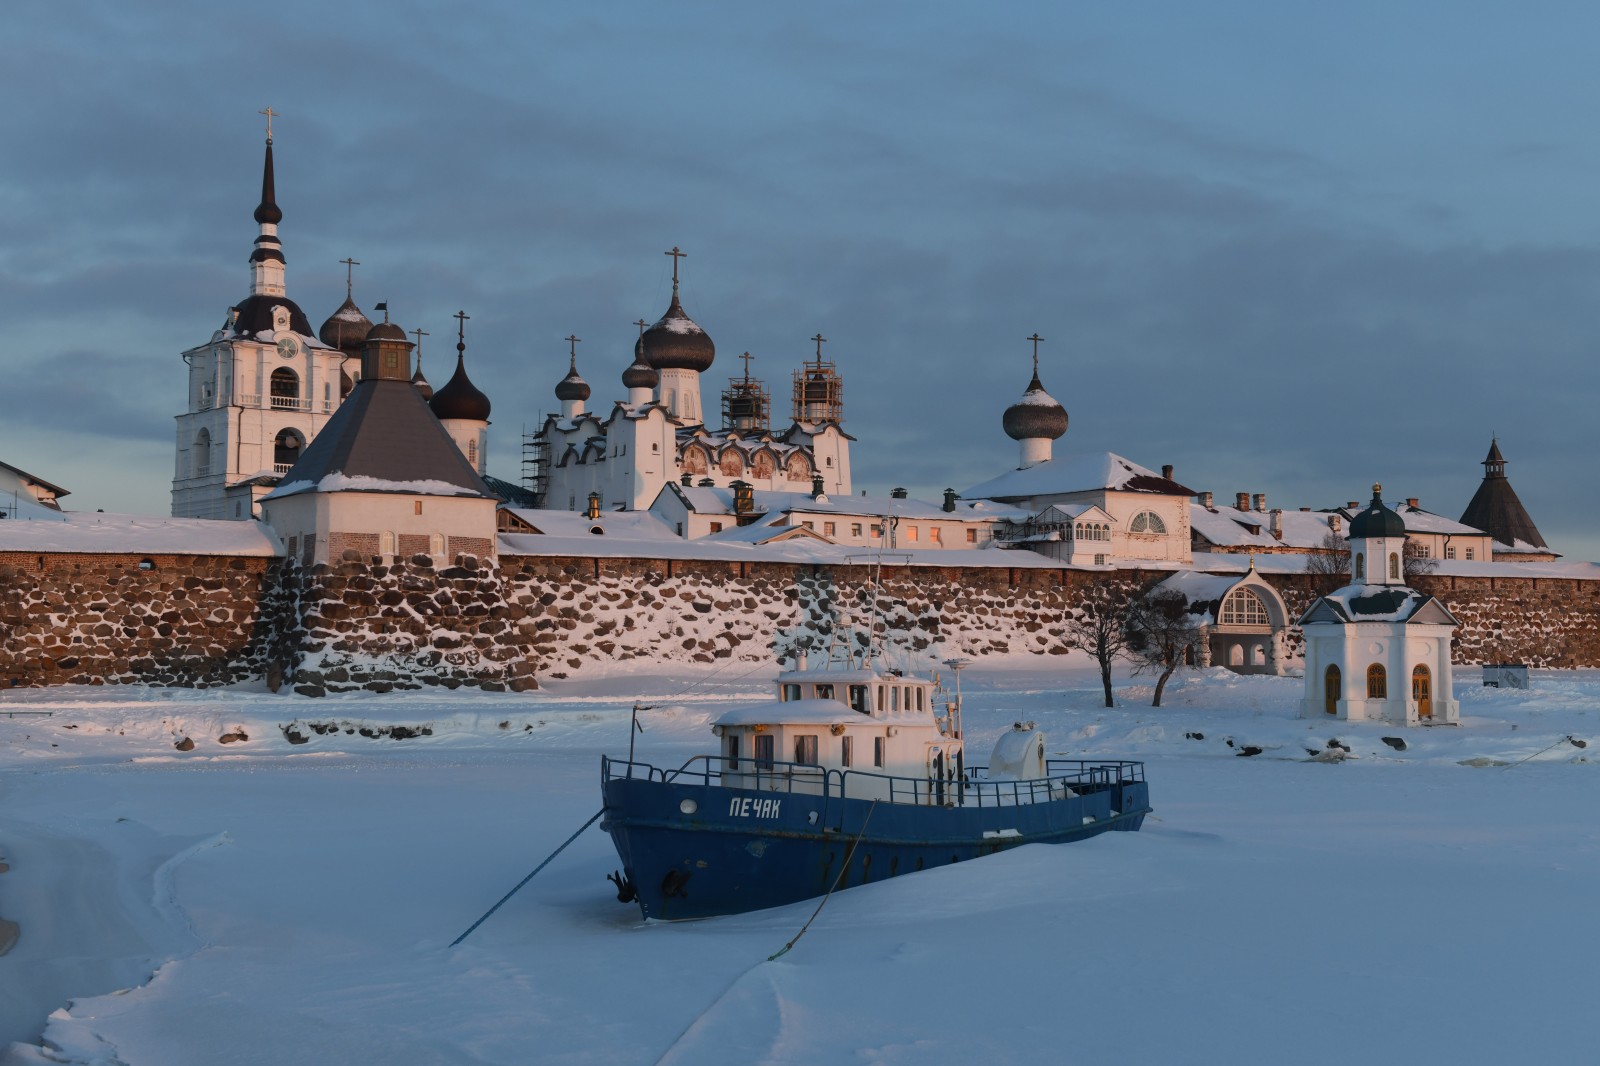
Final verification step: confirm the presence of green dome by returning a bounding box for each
[1349,484,1406,539]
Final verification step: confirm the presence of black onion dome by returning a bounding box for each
[366,320,407,343]
[319,296,373,355]
[430,352,492,421]
[230,294,314,339]
[623,340,659,390]
[555,362,591,402]
[1001,371,1069,441]
[412,364,433,401]
[1349,485,1407,539]
[641,292,715,372]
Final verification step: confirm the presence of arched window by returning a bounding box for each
[1228,645,1244,666]
[270,368,299,409]
[1354,553,1365,579]
[1220,588,1271,626]
[379,531,396,558]
[429,533,445,560]
[467,439,478,466]
[1388,553,1400,580]
[1366,663,1387,699]
[273,429,304,471]
[1252,645,1267,666]
[193,428,211,477]
[1324,665,1340,715]
[1130,511,1167,534]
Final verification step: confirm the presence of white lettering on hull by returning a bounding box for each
[729,796,783,819]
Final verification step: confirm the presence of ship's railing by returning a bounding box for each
[602,754,1145,809]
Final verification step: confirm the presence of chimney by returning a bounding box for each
[942,488,958,513]
[1197,491,1214,509]
[732,480,754,514]
[1161,464,1174,480]
[1329,514,1342,535]
[681,472,693,487]
[1235,492,1249,512]
[1346,501,1360,510]
[1406,497,1419,509]
[811,474,825,499]
[586,492,601,520]
[698,477,716,487]
[1299,507,1310,512]
[1269,509,1283,540]
[1252,493,1266,513]
[891,487,908,499]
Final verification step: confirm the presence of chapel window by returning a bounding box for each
[1220,589,1271,626]
[1367,663,1387,699]
[1388,553,1400,580]
[1130,511,1167,534]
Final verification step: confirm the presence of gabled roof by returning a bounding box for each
[963,451,1195,503]
[0,460,69,500]
[264,379,497,501]
[1299,584,1459,626]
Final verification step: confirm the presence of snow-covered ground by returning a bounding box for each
[2,658,1597,1065]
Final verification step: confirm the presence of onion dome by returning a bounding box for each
[622,338,659,390]
[431,348,491,422]
[1002,368,1069,441]
[366,319,407,343]
[642,290,715,372]
[319,296,373,356]
[412,363,433,401]
[555,356,591,402]
[1349,484,1407,539]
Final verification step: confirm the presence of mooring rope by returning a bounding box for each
[767,800,879,961]
[450,807,604,947]
[1502,735,1578,771]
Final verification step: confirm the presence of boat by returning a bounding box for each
[599,637,1151,920]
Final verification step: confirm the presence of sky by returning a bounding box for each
[3,1,1598,558]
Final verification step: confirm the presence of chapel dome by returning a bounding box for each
[319,296,374,355]
[622,338,660,390]
[641,292,715,372]
[365,320,407,343]
[1002,371,1069,441]
[430,352,492,422]
[555,362,591,402]
[1349,485,1407,539]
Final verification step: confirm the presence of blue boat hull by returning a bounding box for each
[600,763,1150,920]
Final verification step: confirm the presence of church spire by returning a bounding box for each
[248,108,286,298]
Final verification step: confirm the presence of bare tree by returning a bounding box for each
[1062,583,1133,707]
[1124,589,1206,708]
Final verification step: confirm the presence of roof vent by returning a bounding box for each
[891,487,908,499]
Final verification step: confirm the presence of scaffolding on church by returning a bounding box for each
[722,370,770,435]
[792,346,843,425]
[522,419,549,508]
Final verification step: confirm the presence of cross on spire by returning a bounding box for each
[665,246,686,291]
[410,326,428,356]
[454,310,469,354]
[566,333,581,369]
[1026,332,1044,375]
[633,318,648,338]
[339,257,360,297]
[258,106,280,143]
[810,333,827,368]
[739,351,755,381]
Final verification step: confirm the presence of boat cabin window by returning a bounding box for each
[794,735,818,765]
[849,685,870,713]
[890,687,900,712]
[782,684,801,702]
[873,736,885,767]
[916,687,925,711]
[725,733,740,770]
[814,683,835,701]
[841,735,853,767]
[876,686,886,712]
[755,734,775,770]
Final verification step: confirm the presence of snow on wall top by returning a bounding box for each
[266,473,488,500]
[0,511,283,556]
[672,485,1030,523]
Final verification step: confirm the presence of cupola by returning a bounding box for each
[429,312,492,423]
[1001,336,1067,467]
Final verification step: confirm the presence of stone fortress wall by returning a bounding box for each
[3,550,1598,693]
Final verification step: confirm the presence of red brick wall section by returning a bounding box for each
[449,536,495,560]
[398,534,429,557]
[328,532,380,560]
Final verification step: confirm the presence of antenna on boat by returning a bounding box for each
[941,658,970,739]
[628,702,648,763]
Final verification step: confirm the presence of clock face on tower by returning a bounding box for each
[276,336,299,359]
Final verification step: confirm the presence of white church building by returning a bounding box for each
[1298,486,1460,725]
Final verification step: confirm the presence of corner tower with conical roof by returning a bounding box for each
[172,114,349,521]
[1459,439,1554,559]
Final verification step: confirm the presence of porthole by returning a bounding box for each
[679,798,699,815]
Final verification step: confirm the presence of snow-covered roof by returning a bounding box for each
[1153,571,1243,614]
[500,508,680,540]
[1303,584,1457,626]
[1190,505,1338,550]
[0,511,283,556]
[1393,505,1486,537]
[669,485,1028,523]
[714,698,866,727]
[963,452,1194,503]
